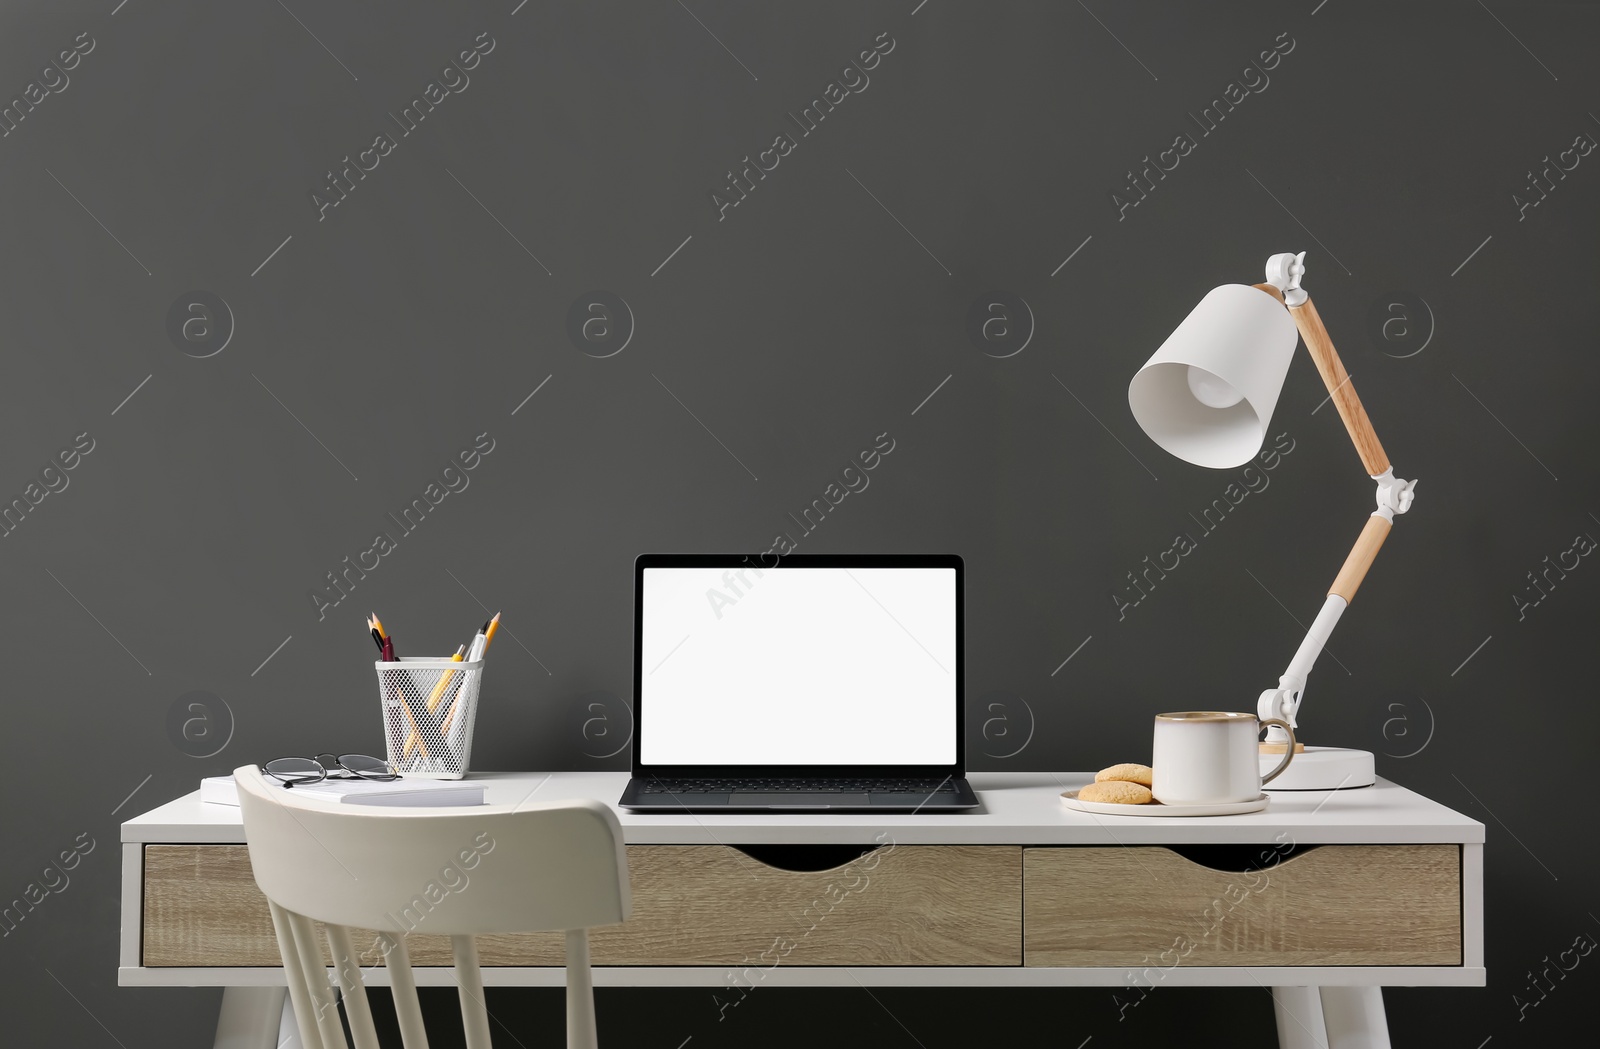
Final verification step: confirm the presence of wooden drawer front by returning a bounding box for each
[1023,845,1461,967]
[587,844,1019,965]
[144,843,1021,967]
[144,844,361,967]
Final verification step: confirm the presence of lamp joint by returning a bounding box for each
[1258,687,1301,737]
[1372,468,1418,522]
[1263,251,1308,307]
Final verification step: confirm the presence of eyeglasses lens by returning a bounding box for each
[264,757,325,784]
[339,753,398,780]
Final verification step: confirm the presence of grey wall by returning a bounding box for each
[3,1,1597,1045]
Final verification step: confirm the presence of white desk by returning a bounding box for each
[120,772,1484,1048]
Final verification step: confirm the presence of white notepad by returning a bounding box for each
[201,775,485,807]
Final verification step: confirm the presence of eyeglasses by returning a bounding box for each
[262,753,398,787]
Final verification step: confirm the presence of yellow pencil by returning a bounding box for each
[425,644,467,711]
[402,643,466,762]
[440,612,500,738]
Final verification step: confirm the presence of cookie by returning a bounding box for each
[1095,763,1154,787]
[1078,779,1153,804]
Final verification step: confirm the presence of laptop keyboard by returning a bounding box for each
[642,777,958,795]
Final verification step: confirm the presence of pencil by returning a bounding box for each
[424,644,468,711]
[397,692,423,771]
[403,643,466,762]
[373,616,404,766]
[440,612,500,739]
[427,619,488,756]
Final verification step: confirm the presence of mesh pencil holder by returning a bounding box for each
[375,657,485,779]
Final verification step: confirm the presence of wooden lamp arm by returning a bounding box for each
[1330,516,1391,604]
[1251,284,1406,603]
[1253,284,1390,475]
[1287,297,1391,476]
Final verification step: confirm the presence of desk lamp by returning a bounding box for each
[1127,252,1416,790]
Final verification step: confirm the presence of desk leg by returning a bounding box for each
[212,986,289,1049]
[277,990,306,1049]
[1320,986,1391,1049]
[1272,986,1329,1049]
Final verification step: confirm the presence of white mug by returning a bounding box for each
[1151,711,1295,805]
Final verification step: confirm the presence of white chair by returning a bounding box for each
[234,766,631,1049]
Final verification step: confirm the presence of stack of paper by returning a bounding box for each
[201,776,485,807]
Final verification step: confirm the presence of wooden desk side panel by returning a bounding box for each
[143,844,1022,967]
[1023,845,1461,967]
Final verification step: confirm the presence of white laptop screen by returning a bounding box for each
[639,566,957,766]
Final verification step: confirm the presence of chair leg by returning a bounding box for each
[383,934,431,1049]
[287,911,349,1049]
[565,928,598,1049]
[451,935,494,1049]
[326,925,382,1049]
[267,902,325,1049]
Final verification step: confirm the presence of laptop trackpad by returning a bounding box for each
[730,793,871,807]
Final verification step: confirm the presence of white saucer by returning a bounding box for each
[1060,790,1270,817]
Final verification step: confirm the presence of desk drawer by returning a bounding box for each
[143,843,1021,967]
[1022,844,1461,967]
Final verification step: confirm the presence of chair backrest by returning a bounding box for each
[238,766,631,1049]
[235,766,630,936]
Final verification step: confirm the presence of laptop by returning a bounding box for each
[619,553,978,812]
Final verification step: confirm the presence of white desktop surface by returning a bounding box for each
[122,770,1483,846]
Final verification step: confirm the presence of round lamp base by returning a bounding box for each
[1259,745,1375,791]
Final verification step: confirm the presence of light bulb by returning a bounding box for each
[1186,365,1244,409]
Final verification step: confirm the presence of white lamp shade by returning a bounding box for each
[1128,284,1299,469]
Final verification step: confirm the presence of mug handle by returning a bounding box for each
[1259,718,1296,785]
